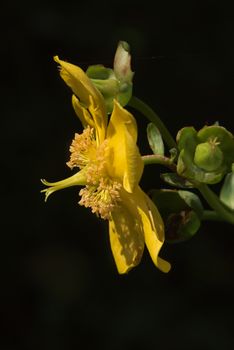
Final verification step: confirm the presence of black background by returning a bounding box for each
[2,1,234,349]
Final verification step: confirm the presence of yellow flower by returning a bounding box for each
[41,57,171,274]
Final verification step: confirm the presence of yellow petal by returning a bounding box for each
[135,187,171,273]
[108,100,138,141]
[72,94,95,128]
[106,101,143,192]
[109,204,144,274]
[54,56,104,110]
[72,94,107,145]
[88,95,107,145]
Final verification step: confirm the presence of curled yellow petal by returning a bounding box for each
[135,188,171,273]
[54,56,104,110]
[107,101,143,192]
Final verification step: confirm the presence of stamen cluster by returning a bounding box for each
[67,126,96,169]
[79,179,122,220]
[67,126,122,219]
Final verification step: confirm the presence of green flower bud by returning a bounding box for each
[86,41,134,113]
[194,141,223,172]
[113,41,134,83]
[176,125,234,184]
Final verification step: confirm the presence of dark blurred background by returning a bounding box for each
[2,0,234,349]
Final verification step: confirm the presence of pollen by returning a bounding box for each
[67,126,97,169]
[79,178,122,220]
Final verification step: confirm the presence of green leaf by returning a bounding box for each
[150,189,201,243]
[178,190,204,218]
[165,210,200,243]
[160,173,194,188]
[172,210,200,243]
[220,165,234,210]
[150,189,186,216]
[147,123,164,156]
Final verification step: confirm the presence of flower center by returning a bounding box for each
[67,126,122,219]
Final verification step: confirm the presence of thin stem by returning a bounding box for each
[201,210,225,222]
[198,184,234,224]
[128,96,177,150]
[142,154,176,171]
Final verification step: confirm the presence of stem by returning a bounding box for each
[198,184,234,224]
[142,154,176,171]
[128,96,177,150]
[201,210,225,222]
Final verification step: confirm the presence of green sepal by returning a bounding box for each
[86,65,118,113]
[220,164,234,210]
[147,122,164,156]
[169,148,178,162]
[150,189,202,243]
[177,149,224,184]
[86,65,114,80]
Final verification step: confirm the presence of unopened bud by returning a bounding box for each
[194,142,223,172]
